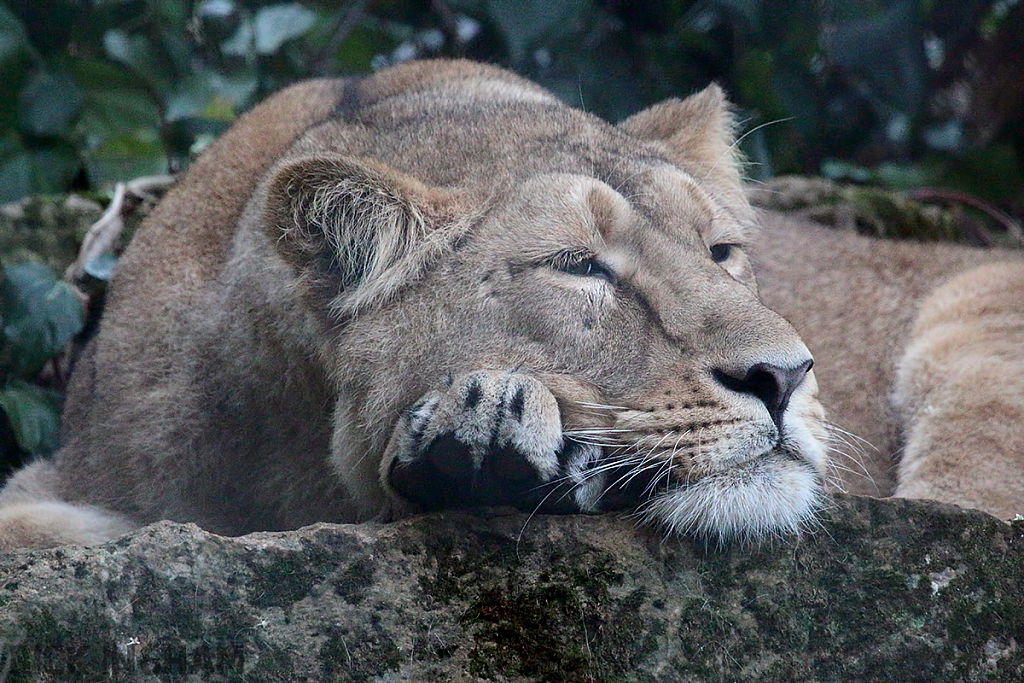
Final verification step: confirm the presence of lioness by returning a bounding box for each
[1,60,1021,550]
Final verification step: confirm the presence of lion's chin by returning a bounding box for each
[639,456,822,547]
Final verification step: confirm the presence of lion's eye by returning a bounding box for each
[709,243,735,263]
[553,254,617,284]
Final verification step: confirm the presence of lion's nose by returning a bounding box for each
[714,359,813,432]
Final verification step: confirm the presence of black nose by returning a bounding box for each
[714,359,813,432]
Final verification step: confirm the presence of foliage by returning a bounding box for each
[0,0,1019,215]
[0,262,84,466]
[0,0,1021,468]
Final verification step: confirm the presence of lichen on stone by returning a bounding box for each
[0,496,1022,682]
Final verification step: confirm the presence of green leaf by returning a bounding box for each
[1,262,85,380]
[485,0,588,65]
[713,0,762,26]
[163,117,230,161]
[165,72,250,123]
[0,380,62,455]
[223,3,318,56]
[873,162,931,190]
[0,134,32,203]
[0,4,31,66]
[254,3,318,54]
[18,69,84,137]
[84,130,168,188]
[213,73,259,111]
[103,28,173,93]
[221,17,254,57]
[155,24,195,76]
[72,59,162,145]
[331,25,390,73]
[27,143,82,195]
[0,136,80,202]
[915,144,1024,205]
[823,0,927,116]
[165,74,218,122]
[821,159,875,184]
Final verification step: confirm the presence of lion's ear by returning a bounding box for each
[264,154,465,319]
[619,84,753,222]
[618,84,737,169]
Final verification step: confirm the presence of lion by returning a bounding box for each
[0,60,1020,551]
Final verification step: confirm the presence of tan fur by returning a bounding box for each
[0,60,1020,551]
[753,217,1024,508]
[890,263,1024,518]
[0,461,135,548]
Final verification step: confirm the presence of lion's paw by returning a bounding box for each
[387,370,608,513]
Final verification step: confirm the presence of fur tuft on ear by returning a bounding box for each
[264,154,467,319]
[618,84,737,167]
[619,85,754,225]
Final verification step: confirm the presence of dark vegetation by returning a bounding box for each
[1,0,1022,471]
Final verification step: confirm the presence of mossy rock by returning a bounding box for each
[0,195,105,273]
[748,176,963,242]
[1,495,1021,682]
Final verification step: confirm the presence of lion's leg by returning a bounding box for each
[0,460,137,550]
[892,262,1024,520]
[382,369,615,515]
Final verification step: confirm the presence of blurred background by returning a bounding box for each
[0,0,1022,472]
[1,0,1021,207]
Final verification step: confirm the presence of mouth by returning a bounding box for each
[553,436,674,512]
[558,428,823,544]
[638,453,823,546]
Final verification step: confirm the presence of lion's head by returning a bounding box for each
[259,61,829,543]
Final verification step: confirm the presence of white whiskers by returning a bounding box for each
[517,398,833,547]
[822,422,878,494]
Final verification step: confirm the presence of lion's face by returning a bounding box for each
[441,167,828,542]
[264,71,829,542]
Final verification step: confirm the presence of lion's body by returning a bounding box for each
[1,60,1021,549]
[754,215,1024,503]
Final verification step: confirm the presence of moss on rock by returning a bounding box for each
[0,195,104,271]
[747,176,964,243]
[0,497,1022,682]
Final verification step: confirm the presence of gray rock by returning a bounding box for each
[0,195,104,272]
[1,494,1022,682]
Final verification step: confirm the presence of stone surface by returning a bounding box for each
[0,195,104,272]
[747,176,984,245]
[0,494,1022,682]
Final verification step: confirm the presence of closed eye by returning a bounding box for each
[547,249,617,284]
[709,243,737,263]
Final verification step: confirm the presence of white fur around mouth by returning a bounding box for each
[639,455,822,546]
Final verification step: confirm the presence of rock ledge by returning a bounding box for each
[1,494,1022,682]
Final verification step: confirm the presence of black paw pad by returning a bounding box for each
[424,433,478,479]
[463,380,482,410]
[508,386,526,421]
